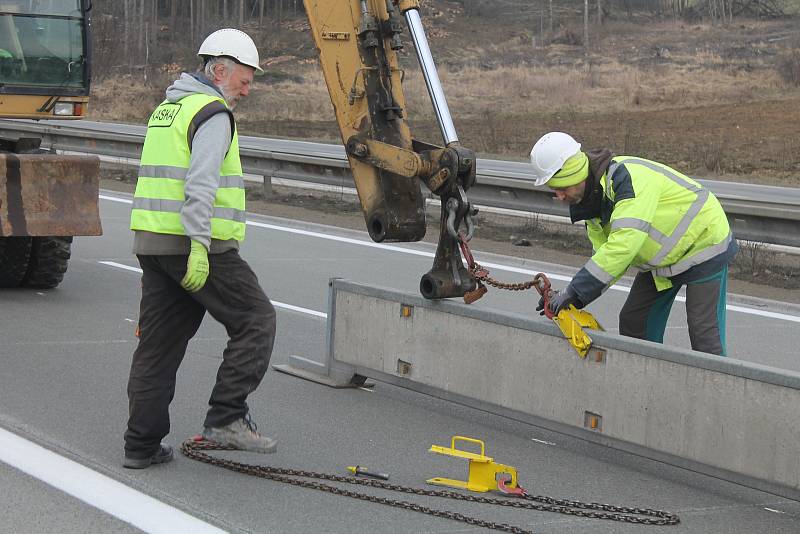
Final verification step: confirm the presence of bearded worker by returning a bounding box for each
[124,29,278,468]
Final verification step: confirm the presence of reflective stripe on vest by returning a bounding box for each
[137,165,245,189]
[131,93,245,241]
[604,157,729,277]
[132,198,246,223]
[653,232,733,278]
[585,257,615,285]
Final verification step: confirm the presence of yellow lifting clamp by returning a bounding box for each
[427,436,520,493]
[553,305,603,358]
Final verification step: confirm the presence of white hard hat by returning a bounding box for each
[198,28,263,73]
[528,132,582,186]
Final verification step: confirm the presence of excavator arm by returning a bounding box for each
[304,0,477,299]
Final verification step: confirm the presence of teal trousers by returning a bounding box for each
[618,267,728,356]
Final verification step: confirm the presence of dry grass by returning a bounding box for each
[244,70,333,121]
[92,55,796,123]
[406,61,791,117]
[731,241,799,289]
[90,71,176,123]
[90,15,800,121]
[777,50,800,86]
[87,18,800,179]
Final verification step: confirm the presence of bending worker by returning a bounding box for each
[529,132,737,356]
[124,29,278,469]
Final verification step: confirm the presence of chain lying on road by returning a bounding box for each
[182,438,680,533]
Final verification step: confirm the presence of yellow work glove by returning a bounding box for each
[180,239,210,292]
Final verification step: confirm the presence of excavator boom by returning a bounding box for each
[304,0,477,299]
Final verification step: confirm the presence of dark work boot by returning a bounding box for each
[201,414,277,453]
[123,443,174,469]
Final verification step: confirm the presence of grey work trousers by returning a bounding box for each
[124,250,276,458]
[618,267,728,356]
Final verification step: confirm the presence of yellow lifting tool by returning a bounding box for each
[427,436,520,493]
[553,305,603,358]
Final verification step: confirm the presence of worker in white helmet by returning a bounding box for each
[124,29,278,469]
[529,132,737,356]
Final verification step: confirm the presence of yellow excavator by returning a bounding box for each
[0,0,101,288]
[304,0,478,299]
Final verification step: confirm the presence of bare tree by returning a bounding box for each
[170,0,178,33]
[124,0,134,71]
[584,0,589,47]
[138,0,145,58]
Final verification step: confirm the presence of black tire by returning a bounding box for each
[23,236,73,289]
[0,237,33,288]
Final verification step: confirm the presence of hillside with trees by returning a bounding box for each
[89,0,800,185]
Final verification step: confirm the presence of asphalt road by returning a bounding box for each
[1,191,799,533]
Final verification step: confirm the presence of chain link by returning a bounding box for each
[471,261,542,292]
[459,234,548,294]
[459,231,558,316]
[182,439,680,532]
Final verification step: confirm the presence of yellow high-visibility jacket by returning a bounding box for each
[569,156,735,304]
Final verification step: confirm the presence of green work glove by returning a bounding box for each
[181,239,210,292]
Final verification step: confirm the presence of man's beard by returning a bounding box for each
[223,92,239,110]
[219,81,239,109]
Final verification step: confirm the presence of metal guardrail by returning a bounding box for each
[2,118,799,247]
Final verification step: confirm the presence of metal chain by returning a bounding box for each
[471,261,542,292]
[459,233,547,294]
[458,232,560,316]
[182,439,680,532]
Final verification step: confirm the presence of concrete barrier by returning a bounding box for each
[276,279,800,500]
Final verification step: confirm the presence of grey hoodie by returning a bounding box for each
[133,72,239,255]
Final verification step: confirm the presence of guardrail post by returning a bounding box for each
[263,171,274,198]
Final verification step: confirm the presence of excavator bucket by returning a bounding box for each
[0,153,101,237]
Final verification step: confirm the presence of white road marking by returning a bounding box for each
[99,195,800,324]
[99,260,142,273]
[0,428,226,534]
[726,304,800,322]
[99,261,327,318]
[100,194,133,203]
[272,301,327,318]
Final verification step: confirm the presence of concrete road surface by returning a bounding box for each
[0,191,798,533]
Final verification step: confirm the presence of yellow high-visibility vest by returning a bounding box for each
[130,93,245,241]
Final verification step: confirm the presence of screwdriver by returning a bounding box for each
[347,465,390,480]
